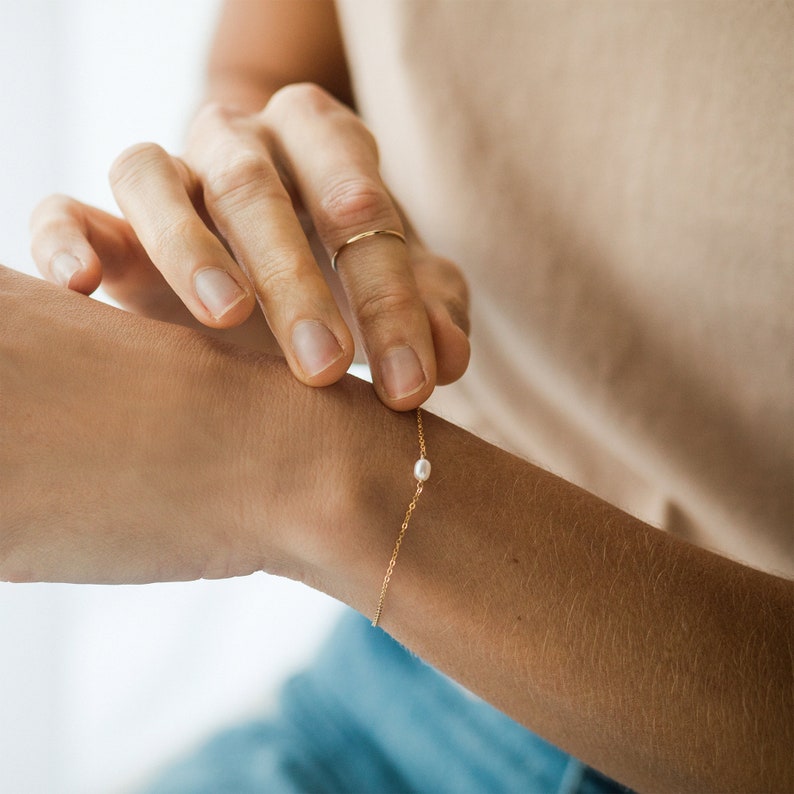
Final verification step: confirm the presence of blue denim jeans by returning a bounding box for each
[144,610,633,793]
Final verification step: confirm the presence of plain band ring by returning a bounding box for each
[331,229,407,272]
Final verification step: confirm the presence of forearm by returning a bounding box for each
[202,0,352,112]
[246,372,793,794]
[3,269,789,792]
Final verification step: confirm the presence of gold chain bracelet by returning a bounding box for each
[371,407,430,627]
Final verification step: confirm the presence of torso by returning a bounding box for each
[337,0,794,575]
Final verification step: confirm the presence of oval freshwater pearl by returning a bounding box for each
[414,458,431,482]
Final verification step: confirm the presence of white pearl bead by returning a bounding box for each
[414,458,431,482]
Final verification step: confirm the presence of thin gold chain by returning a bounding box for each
[371,407,428,627]
[417,407,426,459]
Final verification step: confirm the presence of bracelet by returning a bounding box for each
[371,407,431,627]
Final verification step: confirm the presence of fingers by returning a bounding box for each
[30,193,194,323]
[30,194,104,294]
[412,251,471,386]
[108,142,259,331]
[40,85,471,405]
[30,194,281,355]
[182,104,354,386]
[262,84,437,408]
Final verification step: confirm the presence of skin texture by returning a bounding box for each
[1,266,791,794]
[14,1,794,791]
[30,10,470,410]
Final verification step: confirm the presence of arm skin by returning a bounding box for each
[1,267,791,793]
[311,398,794,794]
[194,4,793,790]
[15,2,792,791]
[204,0,354,112]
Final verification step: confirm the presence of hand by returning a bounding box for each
[30,83,470,409]
[0,265,314,584]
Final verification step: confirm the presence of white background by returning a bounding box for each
[0,2,342,792]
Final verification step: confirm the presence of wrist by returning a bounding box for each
[293,378,427,617]
[233,361,418,611]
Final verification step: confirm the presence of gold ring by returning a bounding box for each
[331,229,407,272]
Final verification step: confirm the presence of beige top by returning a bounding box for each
[337,0,794,576]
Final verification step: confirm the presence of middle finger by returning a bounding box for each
[187,103,355,386]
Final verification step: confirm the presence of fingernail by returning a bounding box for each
[291,320,344,378]
[380,346,426,400]
[51,252,83,287]
[194,268,246,319]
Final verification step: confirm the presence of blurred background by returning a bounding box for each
[0,2,343,791]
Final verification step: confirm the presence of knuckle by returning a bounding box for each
[356,286,417,329]
[319,177,393,237]
[32,192,73,217]
[441,259,471,309]
[29,193,78,234]
[347,118,379,160]
[418,254,470,307]
[435,254,467,286]
[204,151,287,211]
[266,82,334,119]
[265,80,378,154]
[189,103,249,149]
[109,142,168,191]
[194,100,236,127]
[444,296,471,335]
[265,82,378,160]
